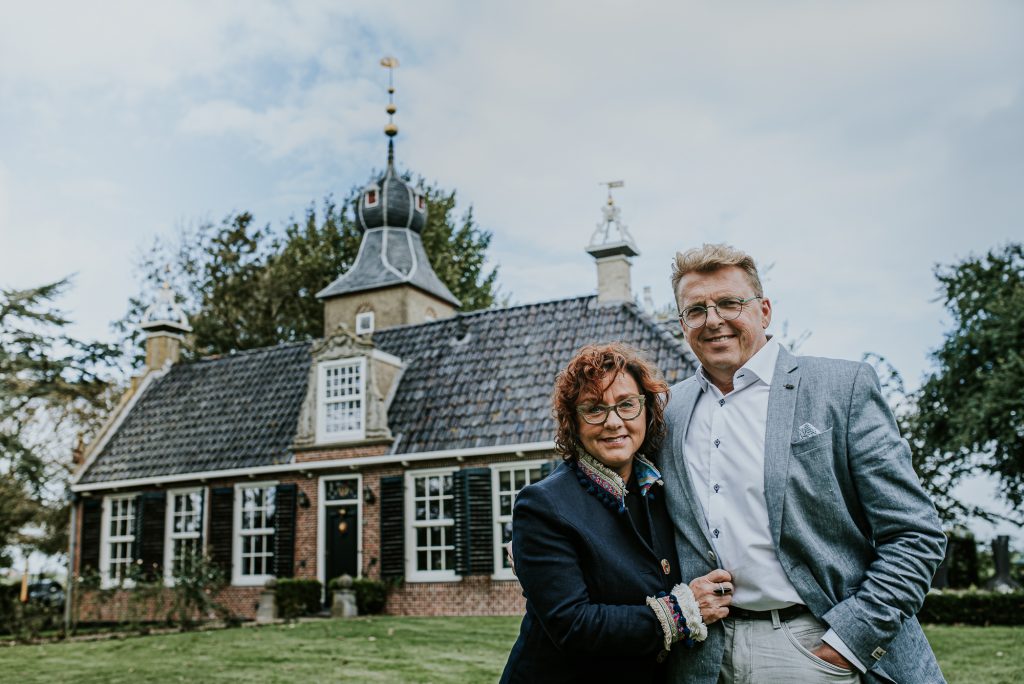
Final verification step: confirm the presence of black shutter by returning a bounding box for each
[79,498,102,574]
[453,467,493,576]
[379,476,404,581]
[210,487,234,578]
[138,491,167,581]
[273,483,297,578]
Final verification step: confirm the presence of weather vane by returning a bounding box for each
[590,180,636,247]
[601,180,625,205]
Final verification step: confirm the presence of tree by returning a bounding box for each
[116,182,500,362]
[909,243,1024,522]
[0,279,119,567]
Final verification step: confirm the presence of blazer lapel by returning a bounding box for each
[764,346,800,548]
[665,380,715,554]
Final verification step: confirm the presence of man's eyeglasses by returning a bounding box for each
[678,296,762,329]
[576,395,646,425]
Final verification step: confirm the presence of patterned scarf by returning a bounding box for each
[571,447,663,514]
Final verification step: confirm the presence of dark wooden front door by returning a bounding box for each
[326,504,358,584]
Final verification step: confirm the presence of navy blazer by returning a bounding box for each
[500,461,683,683]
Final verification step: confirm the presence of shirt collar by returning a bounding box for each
[696,337,781,394]
[573,448,663,514]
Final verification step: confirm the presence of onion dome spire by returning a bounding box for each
[353,56,427,235]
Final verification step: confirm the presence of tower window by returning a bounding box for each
[415,193,426,212]
[355,311,375,335]
[365,189,379,207]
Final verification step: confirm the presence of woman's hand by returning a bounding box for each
[688,569,734,624]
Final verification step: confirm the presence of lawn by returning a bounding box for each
[0,617,1020,683]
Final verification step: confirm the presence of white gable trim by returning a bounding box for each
[71,440,556,492]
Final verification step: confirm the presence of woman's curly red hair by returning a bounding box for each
[552,343,669,463]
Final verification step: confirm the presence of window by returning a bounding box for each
[100,494,137,586]
[365,188,379,207]
[233,484,276,585]
[355,311,375,335]
[164,488,203,582]
[415,193,425,212]
[492,463,543,578]
[317,358,366,443]
[406,469,457,581]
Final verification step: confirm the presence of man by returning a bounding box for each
[660,244,946,683]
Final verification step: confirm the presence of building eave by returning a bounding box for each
[70,440,556,493]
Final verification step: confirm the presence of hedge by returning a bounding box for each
[273,579,322,620]
[919,591,1024,626]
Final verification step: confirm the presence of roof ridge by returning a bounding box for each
[192,339,312,364]
[373,294,598,334]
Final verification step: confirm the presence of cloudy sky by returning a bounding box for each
[2,2,1021,539]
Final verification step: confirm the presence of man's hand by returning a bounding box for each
[688,569,733,624]
[811,642,854,671]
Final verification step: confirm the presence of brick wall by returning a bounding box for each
[386,576,526,616]
[71,451,557,623]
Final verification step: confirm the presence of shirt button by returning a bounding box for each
[661,559,671,575]
[714,438,721,448]
[713,529,720,537]
[713,484,720,493]
[718,398,725,407]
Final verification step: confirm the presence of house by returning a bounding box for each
[68,113,696,621]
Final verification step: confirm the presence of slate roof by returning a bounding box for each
[316,228,460,307]
[77,296,696,485]
[374,296,696,453]
[77,342,312,484]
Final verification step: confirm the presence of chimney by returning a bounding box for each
[586,181,639,304]
[139,279,191,371]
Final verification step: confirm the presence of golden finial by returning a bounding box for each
[381,56,399,139]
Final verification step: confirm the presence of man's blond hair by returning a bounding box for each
[671,243,764,305]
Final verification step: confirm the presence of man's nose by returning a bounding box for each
[705,306,726,326]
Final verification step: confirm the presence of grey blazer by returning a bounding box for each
[661,346,946,684]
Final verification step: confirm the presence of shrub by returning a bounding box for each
[920,591,1024,625]
[169,552,231,630]
[274,578,322,620]
[339,578,391,615]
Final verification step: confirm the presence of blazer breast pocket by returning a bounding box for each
[791,427,833,456]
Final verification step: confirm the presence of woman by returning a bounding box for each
[501,343,733,683]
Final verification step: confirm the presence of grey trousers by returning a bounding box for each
[718,611,862,684]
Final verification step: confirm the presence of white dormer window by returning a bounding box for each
[317,358,367,443]
[365,188,379,207]
[355,311,375,335]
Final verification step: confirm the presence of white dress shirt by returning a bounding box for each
[683,338,865,671]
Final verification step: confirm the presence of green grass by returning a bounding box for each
[924,624,1023,684]
[0,618,1020,683]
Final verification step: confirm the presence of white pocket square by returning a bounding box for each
[797,422,822,440]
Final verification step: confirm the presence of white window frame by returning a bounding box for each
[491,461,547,579]
[405,468,459,582]
[99,493,138,588]
[163,487,205,585]
[316,358,367,443]
[355,311,375,335]
[232,481,278,586]
[316,474,364,588]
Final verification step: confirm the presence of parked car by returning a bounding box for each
[27,579,65,611]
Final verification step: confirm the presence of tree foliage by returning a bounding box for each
[116,182,499,362]
[908,243,1024,522]
[0,280,119,566]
